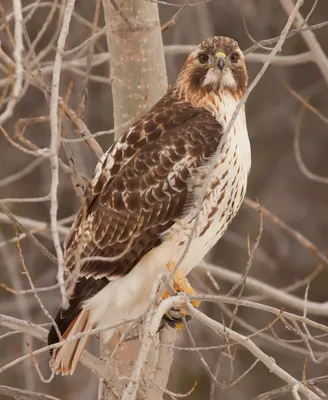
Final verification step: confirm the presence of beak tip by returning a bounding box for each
[217,59,225,72]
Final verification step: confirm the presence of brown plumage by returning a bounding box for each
[48,36,251,375]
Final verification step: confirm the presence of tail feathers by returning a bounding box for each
[51,309,93,375]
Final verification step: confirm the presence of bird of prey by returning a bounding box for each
[48,36,251,375]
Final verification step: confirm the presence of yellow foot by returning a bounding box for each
[160,261,201,330]
[166,261,201,309]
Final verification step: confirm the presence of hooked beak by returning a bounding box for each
[215,51,226,72]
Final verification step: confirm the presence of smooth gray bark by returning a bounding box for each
[103,0,168,139]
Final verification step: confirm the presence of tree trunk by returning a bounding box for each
[103,0,168,139]
[101,1,175,398]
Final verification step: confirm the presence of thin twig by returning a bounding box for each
[244,21,328,55]
[199,262,328,316]
[279,0,328,86]
[0,201,57,264]
[49,0,76,309]
[161,1,188,32]
[244,197,328,267]
[0,385,60,400]
[0,0,23,125]
[14,227,61,340]
[293,105,328,184]
[187,306,320,400]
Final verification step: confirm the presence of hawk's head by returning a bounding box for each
[176,36,248,104]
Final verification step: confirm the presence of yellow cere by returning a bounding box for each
[215,51,226,60]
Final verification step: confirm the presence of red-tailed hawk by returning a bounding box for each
[48,36,251,375]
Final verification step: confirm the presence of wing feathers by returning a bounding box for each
[66,110,222,282]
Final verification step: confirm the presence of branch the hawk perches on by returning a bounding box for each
[48,36,251,375]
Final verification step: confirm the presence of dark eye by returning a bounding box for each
[230,52,239,63]
[198,53,209,64]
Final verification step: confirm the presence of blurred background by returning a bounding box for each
[1,0,328,399]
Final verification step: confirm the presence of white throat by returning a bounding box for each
[202,68,237,90]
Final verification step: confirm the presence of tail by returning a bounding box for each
[48,309,93,375]
[48,277,108,375]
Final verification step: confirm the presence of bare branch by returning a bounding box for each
[200,262,328,316]
[0,385,60,400]
[187,306,320,400]
[0,201,57,264]
[279,0,328,86]
[0,158,44,188]
[244,197,328,267]
[293,106,328,184]
[0,0,23,125]
[49,0,76,309]
[165,45,314,66]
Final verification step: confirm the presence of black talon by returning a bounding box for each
[160,307,192,329]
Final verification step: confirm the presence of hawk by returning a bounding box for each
[48,36,251,375]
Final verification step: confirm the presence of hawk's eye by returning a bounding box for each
[198,53,209,64]
[230,53,239,63]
